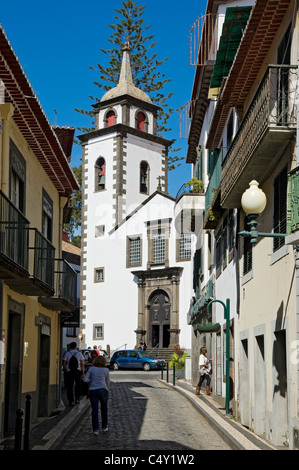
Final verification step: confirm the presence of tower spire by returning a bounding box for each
[100,42,152,104]
[119,42,133,86]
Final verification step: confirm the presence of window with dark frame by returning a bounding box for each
[9,140,26,214]
[273,166,288,252]
[42,190,53,242]
[243,216,253,275]
[129,236,141,266]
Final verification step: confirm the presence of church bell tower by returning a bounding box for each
[79,42,172,232]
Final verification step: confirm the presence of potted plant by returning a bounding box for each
[184,177,204,193]
[169,344,190,378]
[196,322,221,333]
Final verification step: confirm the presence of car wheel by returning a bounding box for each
[112,362,119,371]
[143,363,151,371]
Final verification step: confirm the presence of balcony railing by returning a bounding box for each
[6,228,55,296]
[221,65,298,208]
[287,165,299,235]
[0,190,29,278]
[39,258,77,311]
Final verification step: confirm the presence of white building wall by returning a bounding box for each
[82,192,193,352]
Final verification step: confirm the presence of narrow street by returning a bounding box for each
[58,371,233,451]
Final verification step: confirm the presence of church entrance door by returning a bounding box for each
[149,290,170,349]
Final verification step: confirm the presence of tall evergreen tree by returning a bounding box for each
[75,0,182,168]
[68,1,183,246]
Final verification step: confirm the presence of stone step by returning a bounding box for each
[147,348,175,362]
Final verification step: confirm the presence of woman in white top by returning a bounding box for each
[196,347,211,396]
[84,355,110,434]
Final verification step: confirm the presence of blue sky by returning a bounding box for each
[1,0,207,197]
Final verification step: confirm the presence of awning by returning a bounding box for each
[208,6,252,98]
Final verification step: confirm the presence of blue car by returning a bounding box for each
[110,349,166,371]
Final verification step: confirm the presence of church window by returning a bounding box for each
[94,267,104,282]
[106,110,116,127]
[95,157,105,191]
[93,324,104,341]
[140,161,149,194]
[147,219,170,268]
[136,111,146,131]
[179,233,192,260]
[153,234,166,264]
[95,225,105,237]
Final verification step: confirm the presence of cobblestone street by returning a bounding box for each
[58,372,232,451]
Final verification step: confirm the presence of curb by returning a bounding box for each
[159,379,277,451]
[32,399,90,450]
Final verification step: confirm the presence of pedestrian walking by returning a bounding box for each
[196,347,211,396]
[84,355,110,434]
[90,345,100,363]
[62,342,85,406]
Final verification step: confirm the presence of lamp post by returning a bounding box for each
[207,298,230,415]
[238,180,286,244]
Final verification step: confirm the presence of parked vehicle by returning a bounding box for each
[110,349,166,371]
[80,349,110,370]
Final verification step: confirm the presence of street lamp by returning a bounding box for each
[207,298,230,415]
[238,180,286,244]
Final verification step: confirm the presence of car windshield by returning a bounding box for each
[139,351,154,358]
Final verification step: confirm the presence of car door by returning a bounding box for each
[116,351,129,368]
[128,351,142,369]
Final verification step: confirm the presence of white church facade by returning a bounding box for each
[79,44,194,353]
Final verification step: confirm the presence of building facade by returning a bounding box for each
[79,44,194,353]
[0,27,78,438]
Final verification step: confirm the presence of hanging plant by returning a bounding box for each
[196,322,221,333]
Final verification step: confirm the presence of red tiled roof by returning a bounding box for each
[0,26,79,195]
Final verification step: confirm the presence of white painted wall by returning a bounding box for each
[82,192,193,352]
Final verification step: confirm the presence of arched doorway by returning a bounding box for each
[149,289,170,349]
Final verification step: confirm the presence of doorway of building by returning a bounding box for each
[149,289,170,348]
[4,311,23,435]
[37,323,50,416]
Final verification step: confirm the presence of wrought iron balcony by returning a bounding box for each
[221,65,298,208]
[39,258,77,312]
[0,190,29,280]
[6,228,55,296]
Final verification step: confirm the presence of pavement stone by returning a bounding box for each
[0,375,279,452]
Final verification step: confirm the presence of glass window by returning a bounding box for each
[179,233,192,260]
[153,233,165,264]
[273,166,287,252]
[95,268,104,282]
[243,217,252,275]
[129,236,141,266]
[93,324,104,341]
